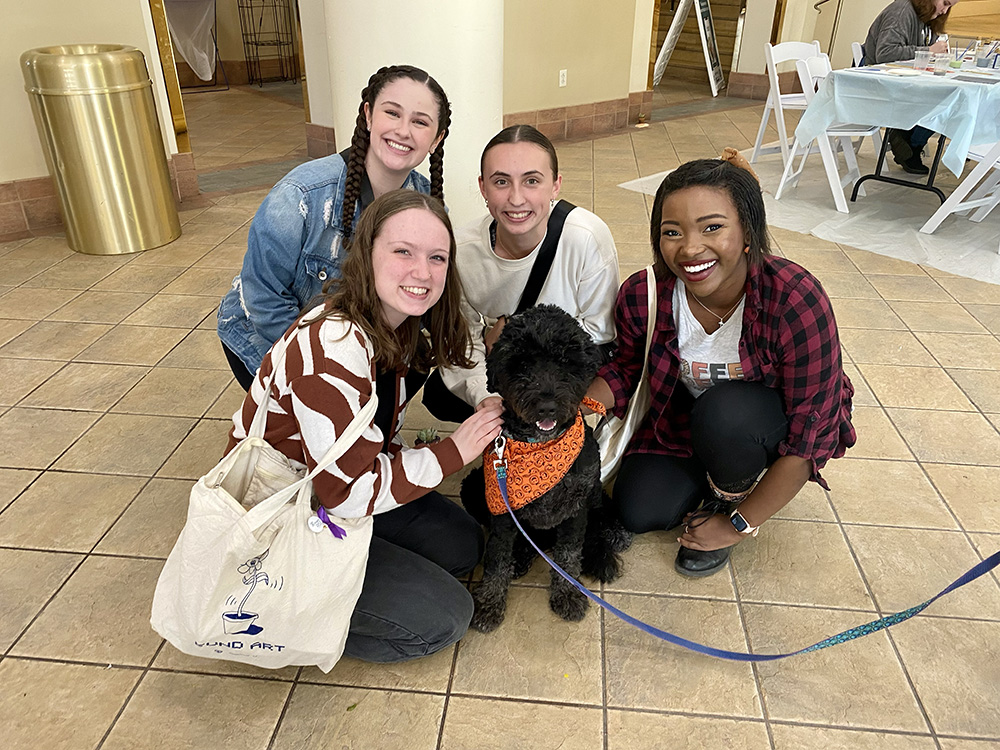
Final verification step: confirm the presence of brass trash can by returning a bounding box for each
[21,44,181,255]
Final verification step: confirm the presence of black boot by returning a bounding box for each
[887,129,913,164]
[674,497,738,579]
[898,152,929,175]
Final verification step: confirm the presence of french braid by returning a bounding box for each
[340,65,452,241]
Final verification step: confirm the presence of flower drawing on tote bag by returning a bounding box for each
[222,550,282,635]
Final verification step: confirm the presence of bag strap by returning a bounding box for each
[641,265,656,362]
[246,330,297,439]
[513,199,576,315]
[243,392,379,529]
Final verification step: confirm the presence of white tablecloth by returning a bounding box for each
[795,68,1000,178]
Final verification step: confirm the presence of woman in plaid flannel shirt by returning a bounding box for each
[587,159,856,578]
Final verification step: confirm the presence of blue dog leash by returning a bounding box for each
[491,439,1000,662]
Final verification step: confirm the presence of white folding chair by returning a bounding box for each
[775,54,883,213]
[851,41,865,66]
[919,140,1000,245]
[750,40,822,166]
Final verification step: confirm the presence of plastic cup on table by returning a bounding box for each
[913,47,932,71]
[933,54,950,75]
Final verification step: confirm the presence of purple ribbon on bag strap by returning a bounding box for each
[317,505,347,539]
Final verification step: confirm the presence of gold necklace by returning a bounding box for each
[688,289,745,331]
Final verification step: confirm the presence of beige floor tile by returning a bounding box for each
[887,408,1000,465]
[11,555,164,664]
[838,329,936,366]
[842,248,927,275]
[102,671,291,750]
[844,406,914,460]
[0,287,81,319]
[824,458,957,528]
[124,292,219,328]
[158,329,230,369]
[914,331,1000,370]
[780,248,858,275]
[76,324,188,365]
[156,418,231,479]
[57,412,192,475]
[968,532,1000,561]
[603,594,760,715]
[772,478,836,521]
[842,362,877,406]
[866,274,951,302]
[92,263,184,293]
[161,267,239,297]
[817,271,881,299]
[606,529,737,597]
[301,647,454,692]
[946,368,1000,413]
[0,549,81,650]
[607,712,771,750]
[271,684,443,750]
[886,301,988,334]
[193,242,247,269]
[441,696,603,750]
[845,525,1000,619]
[0,407,99,469]
[733,520,873,609]
[935,276,1000,305]
[857,364,975,410]
[0,467,38,511]
[112,367,232,417]
[924,464,1000,533]
[890,616,1000,737]
[94,477,188,557]
[20,362,148,411]
[0,319,33,347]
[743,604,926,731]
[0,660,139,750]
[832,299,906,330]
[452,586,603,704]
[173,221,241,245]
[0,258,59,286]
[964,303,1000,335]
[0,357,63,405]
[938,739,1000,749]
[46,290,151,324]
[0,471,145,551]
[4,236,74,260]
[205,379,247,418]
[18,255,123,289]
[770,723,937,748]
[128,239,214,267]
[0,320,113,360]
[151,641,300,680]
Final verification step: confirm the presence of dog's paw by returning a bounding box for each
[549,587,589,622]
[583,551,624,584]
[471,600,507,633]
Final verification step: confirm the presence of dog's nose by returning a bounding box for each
[536,400,557,420]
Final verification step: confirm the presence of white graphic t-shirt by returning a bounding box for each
[673,279,746,398]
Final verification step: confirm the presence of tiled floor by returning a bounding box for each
[1,88,999,750]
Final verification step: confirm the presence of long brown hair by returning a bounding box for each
[911,0,954,35]
[341,65,452,240]
[307,190,472,373]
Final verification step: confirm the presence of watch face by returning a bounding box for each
[731,512,749,533]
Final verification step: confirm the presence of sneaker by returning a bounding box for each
[898,153,930,175]
[887,129,913,163]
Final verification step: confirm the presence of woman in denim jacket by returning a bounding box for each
[218,65,451,389]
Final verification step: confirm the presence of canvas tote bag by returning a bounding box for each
[596,266,656,484]
[151,325,377,672]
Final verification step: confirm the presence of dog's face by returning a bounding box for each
[487,305,602,442]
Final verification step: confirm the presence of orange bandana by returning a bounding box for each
[485,397,606,516]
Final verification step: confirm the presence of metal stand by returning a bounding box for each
[178,0,230,94]
[851,131,947,205]
[237,0,299,86]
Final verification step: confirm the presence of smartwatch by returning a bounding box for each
[730,507,760,537]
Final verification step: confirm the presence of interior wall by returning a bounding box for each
[503,0,635,112]
[631,0,657,91]
[2,0,175,182]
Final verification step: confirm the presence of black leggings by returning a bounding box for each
[222,342,257,392]
[613,380,788,534]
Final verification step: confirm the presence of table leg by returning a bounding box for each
[851,132,947,205]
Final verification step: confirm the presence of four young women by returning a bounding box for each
[216,62,856,661]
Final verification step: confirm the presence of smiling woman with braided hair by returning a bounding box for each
[218,65,451,390]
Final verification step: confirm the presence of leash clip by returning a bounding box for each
[492,435,507,474]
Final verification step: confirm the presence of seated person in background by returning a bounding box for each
[586,159,856,579]
[423,124,620,421]
[229,190,503,661]
[864,0,960,174]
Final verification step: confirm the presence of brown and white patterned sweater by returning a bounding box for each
[227,312,463,516]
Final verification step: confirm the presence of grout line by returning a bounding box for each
[728,561,777,749]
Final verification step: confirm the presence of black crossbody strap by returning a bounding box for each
[513,200,576,315]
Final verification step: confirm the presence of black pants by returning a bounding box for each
[344,491,483,662]
[422,369,475,423]
[613,381,788,534]
[222,342,257,392]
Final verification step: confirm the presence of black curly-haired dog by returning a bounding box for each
[462,304,632,633]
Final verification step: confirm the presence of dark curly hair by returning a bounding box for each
[649,159,771,280]
[341,65,451,241]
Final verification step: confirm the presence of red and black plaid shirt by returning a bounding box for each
[598,256,855,489]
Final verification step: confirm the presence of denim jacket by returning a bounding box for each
[217,152,431,374]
